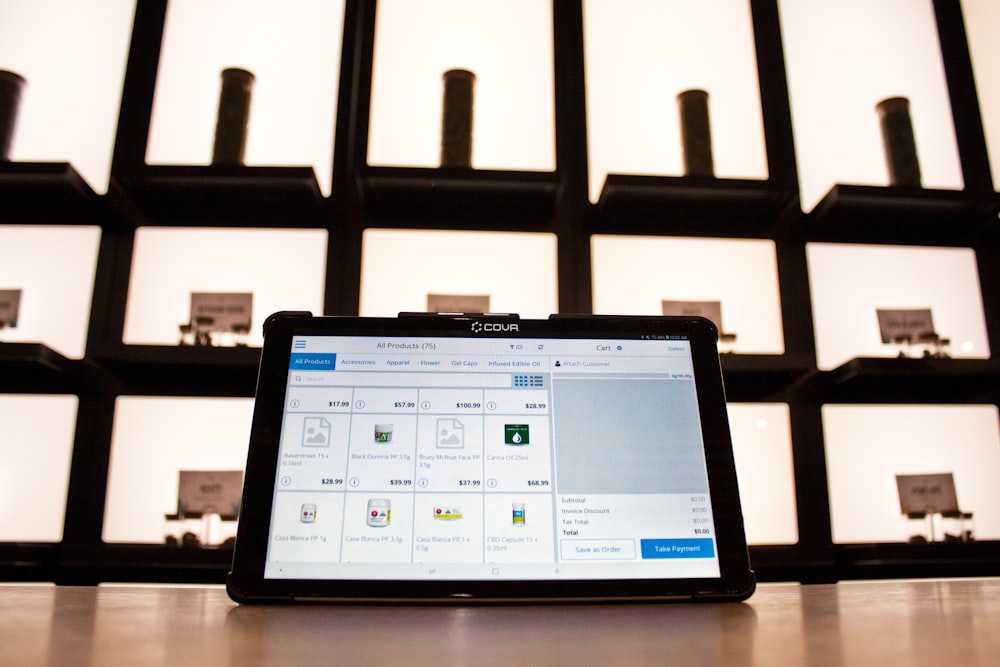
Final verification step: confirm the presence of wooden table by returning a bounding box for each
[3,579,999,665]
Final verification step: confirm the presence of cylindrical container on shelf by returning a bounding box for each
[440,68,476,168]
[677,89,714,177]
[212,67,256,165]
[875,96,921,187]
[0,70,27,161]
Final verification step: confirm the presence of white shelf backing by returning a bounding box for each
[146,0,345,195]
[0,225,101,358]
[824,404,1000,544]
[360,229,558,318]
[103,396,254,543]
[0,395,78,542]
[779,0,964,211]
[592,235,784,354]
[584,0,768,202]
[0,0,135,192]
[123,227,328,346]
[368,0,555,172]
[728,403,798,545]
[807,243,990,370]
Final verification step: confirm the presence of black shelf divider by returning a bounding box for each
[56,543,234,586]
[87,344,260,397]
[60,389,118,550]
[797,357,1000,404]
[0,162,99,223]
[0,344,112,395]
[551,0,594,314]
[595,175,797,238]
[119,164,325,227]
[358,166,560,228]
[834,540,1000,581]
[934,0,994,195]
[750,0,801,195]
[720,353,814,402]
[326,0,377,317]
[0,343,76,389]
[109,0,167,181]
[0,543,59,583]
[804,184,987,245]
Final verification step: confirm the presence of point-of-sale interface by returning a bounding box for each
[265,333,720,581]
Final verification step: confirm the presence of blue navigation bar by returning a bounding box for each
[289,353,337,370]
[640,538,715,559]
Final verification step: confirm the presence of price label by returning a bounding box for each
[0,289,21,328]
[320,478,344,486]
[189,292,252,334]
[426,293,490,313]
[177,470,243,515]
[527,480,549,487]
[661,299,723,330]
[389,479,412,487]
[458,479,481,487]
[876,308,935,344]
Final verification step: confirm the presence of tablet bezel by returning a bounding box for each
[227,312,755,603]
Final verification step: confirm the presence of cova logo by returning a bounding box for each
[471,321,520,333]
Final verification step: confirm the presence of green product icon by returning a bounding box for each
[504,424,530,446]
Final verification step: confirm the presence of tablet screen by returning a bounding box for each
[262,328,722,582]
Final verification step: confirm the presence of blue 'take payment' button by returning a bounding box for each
[640,538,715,559]
[289,353,337,370]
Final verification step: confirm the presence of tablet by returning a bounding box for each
[227,312,754,603]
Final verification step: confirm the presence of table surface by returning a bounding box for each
[3,579,999,666]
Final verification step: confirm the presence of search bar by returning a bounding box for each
[290,372,512,388]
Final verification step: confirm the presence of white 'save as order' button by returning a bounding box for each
[559,539,636,560]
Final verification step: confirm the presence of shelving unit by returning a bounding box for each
[1,0,997,585]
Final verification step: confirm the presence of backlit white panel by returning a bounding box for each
[824,405,1000,543]
[104,397,253,543]
[368,0,555,171]
[0,225,101,358]
[0,0,134,192]
[728,403,798,545]
[360,229,557,318]
[592,235,784,354]
[807,243,989,369]
[146,0,344,195]
[124,228,327,346]
[584,0,767,202]
[780,0,964,211]
[0,395,78,542]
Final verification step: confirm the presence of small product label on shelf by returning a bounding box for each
[177,469,244,516]
[190,292,253,334]
[427,293,490,314]
[0,289,22,329]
